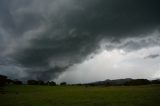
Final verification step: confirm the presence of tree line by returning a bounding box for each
[0,74,67,87]
[0,74,160,87]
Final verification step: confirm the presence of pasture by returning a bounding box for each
[0,85,159,106]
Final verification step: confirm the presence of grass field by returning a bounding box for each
[0,85,160,106]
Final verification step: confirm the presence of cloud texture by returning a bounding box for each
[0,0,160,81]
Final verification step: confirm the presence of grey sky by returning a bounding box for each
[0,0,160,82]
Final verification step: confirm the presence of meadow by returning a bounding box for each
[0,85,160,106]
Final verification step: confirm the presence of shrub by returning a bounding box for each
[151,80,160,84]
[48,81,56,86]
[125,79,150,86]
[13,80,23,85]
[27,80,38,85]
[60,82,67,86]
[0,75,7,87]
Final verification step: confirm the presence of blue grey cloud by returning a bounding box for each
[0,0,160,81]
[144,54,160,59]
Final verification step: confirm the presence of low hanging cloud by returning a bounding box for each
[56,47,160,83]
[0,0,160,81]
[144,54,160,59]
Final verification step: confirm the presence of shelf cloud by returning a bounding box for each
[0,0,160,81]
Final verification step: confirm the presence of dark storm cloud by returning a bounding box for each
[0,0,160,81]
[65,0,160,36]
[144,54,160,59]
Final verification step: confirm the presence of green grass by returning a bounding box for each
[0,85,160,106]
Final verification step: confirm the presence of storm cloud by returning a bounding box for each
[144,54,160,59]
[0,0,160,81]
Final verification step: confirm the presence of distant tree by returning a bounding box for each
[105,82,112,86]
[60,82,67,86]
[13,80,23,85]
[76,84,82,86]
[47,81,56,86]
[0,75,7,87]
[27,80,38,85]
[124,79,150,86]
[151,80,160,84]
[37,80,45,85]
[6,79,14,85]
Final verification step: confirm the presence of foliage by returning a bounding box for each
[60,82,67,86]
[47,81,56,86]
[13,80,23,85]
[27,80,39,85]
[124,79,151,86]
[151,79,160,84]
[0,75,7,87]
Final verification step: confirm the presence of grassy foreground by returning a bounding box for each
[0,85,160,106]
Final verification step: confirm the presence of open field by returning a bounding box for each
[0,85,160,106]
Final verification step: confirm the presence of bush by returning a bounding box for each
[0,75,7,87]
[13,80,23,85]
[37,80,45,85]
[47,81,56,86]
[27,80,38,85]
[60,82,67,86]
[151,80,160,84]
[125,79,150,86]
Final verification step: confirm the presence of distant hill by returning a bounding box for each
[87,78,133,86]
[86,78,160,86]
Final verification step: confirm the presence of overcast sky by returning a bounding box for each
[0,0,160,83]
